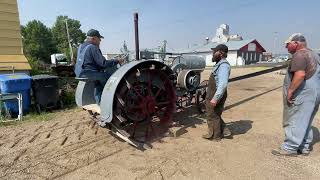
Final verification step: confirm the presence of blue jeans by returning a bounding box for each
[79,70,112,104]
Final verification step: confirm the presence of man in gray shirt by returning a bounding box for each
[75,29,123,104]
[272,33,320,156]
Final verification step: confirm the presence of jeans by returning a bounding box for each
[79,70,112,104]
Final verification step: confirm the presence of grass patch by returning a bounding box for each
[0,107,77,127]
[0,112,53,127]
[25,112,55,122]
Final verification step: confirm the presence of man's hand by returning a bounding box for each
[287,70,305,105]
[287,89,294,104]
[210,99,218,107]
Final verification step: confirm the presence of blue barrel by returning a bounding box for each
[0,74,32,116]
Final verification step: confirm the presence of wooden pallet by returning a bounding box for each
[82,104,101,114]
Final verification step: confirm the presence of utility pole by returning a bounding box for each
[273,31,278,57]
[162,40,167,53]
[159,40,167,60]
[65,20,74,64]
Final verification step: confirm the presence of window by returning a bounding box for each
[248,43,256,51]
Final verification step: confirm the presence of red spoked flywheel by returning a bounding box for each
[113,66,176,141]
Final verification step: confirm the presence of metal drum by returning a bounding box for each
[172,55,206,71]
[177,70,201,91]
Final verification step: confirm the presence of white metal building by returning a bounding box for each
[177,24,266,66]
[179,39,266,66]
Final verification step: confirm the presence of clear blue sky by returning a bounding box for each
[17,0,320,54]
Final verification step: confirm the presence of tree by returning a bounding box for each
[52,16,86,62]
[21,20,57,63]
[120,41,130,62]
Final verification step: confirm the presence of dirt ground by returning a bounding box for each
[0,67,320,180]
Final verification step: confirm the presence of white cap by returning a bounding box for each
[284,33,306,44]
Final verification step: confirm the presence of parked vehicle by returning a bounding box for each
[50,54,75,77]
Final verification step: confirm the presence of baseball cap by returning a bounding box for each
[284,33,306,44]
[211,44,228,53]
[87,29,104,39]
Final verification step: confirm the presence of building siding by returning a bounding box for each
[0,11,19,21]
[0,29,21,38]
[195,50,243,67]
[0,0,31,71]
[237,50,263,65]
[239,40,265,53]
[0,3,18,13]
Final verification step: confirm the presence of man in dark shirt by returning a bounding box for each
[272,33,320,156]
[75,29,123,104]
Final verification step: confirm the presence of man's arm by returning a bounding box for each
[91,46,118,68]
[287,70,305,103]
[211,63,230,103]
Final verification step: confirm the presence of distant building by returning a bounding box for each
[0,0,31,74]
[177,24,267,66]
[313,49,320,56]
[103,53,121,60]
[212,24,243,43]
[263,52,273,61]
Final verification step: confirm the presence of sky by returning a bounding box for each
[17,0,320,54]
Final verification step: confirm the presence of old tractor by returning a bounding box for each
[75,13,209,148]
[75,54,207,148]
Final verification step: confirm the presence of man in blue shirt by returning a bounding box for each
[75,29,123,104]
[203,44,231,141]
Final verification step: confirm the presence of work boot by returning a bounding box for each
[221,120,231,137]
[202,120,214,139]
[223,127,232,137]
[271,148,297,157]
[298,149,311,156]
[212,119,222,141]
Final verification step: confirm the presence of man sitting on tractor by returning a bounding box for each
[75,29,124,104]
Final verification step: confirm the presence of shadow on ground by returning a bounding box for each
[225,120,253,139]
[128,86,281,148]
[168,106,253,138]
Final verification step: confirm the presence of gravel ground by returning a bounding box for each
[0,67,319,180]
